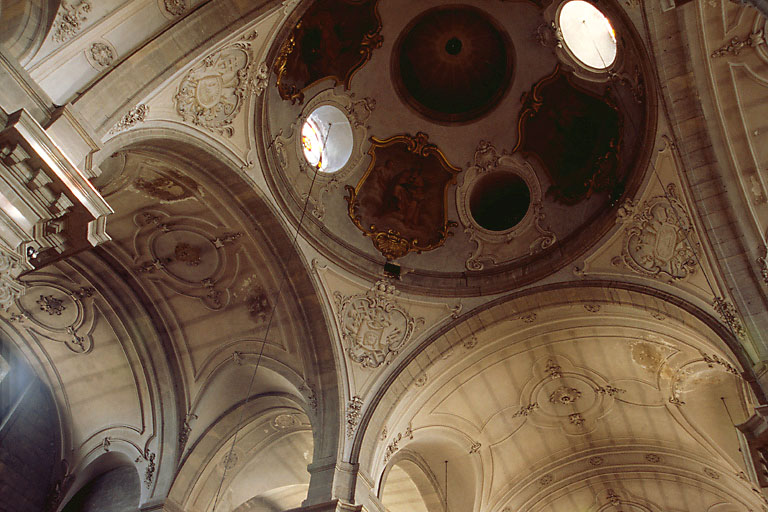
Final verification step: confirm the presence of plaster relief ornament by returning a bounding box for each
[273,0,382,103]
[87,42,115,69]
[711,28,765,58]
[174,42,254,137]
[615,184,698,280]
[0,250,24,311]
[549,385,582,405]
[345,132,461,260]
[53,0,91,43]
[252,62,270,97]
[160,0,188,17]
[333,280,424,368]
[457,142,555,271]
[109,104,148,134]
[346,396,363,438]
[135,448,156,488]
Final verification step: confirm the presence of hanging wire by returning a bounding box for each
[209,122,333,512]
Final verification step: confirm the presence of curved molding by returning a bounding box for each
[350,280,761,472]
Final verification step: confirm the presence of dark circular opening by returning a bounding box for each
[445,37,462,55]
[470,173,530,231]
[393,5,514,123]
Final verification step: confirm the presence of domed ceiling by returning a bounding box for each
[258,0,657,296]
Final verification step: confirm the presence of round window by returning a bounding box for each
[470,173,531,232]
[558,0,617,69]
[300,105,353,173]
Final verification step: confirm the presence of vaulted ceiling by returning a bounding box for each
[1,0,768,512]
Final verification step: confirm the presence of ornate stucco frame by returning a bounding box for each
[345,132,461,260]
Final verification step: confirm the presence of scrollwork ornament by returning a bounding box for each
[346,396,363,438]
[458,145,555,270]
[53,0,91,43]
[109,104,149,134]
[333,281,424,368]
[616,185,698,280]
[711,29,765,58]
[174,43,254,136]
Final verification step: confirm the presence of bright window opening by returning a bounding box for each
[300,105,353,173]
[559,0,617,69]
[0,353,8,384]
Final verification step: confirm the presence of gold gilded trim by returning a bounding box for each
[273,0,383,104]
[345,132,461,260]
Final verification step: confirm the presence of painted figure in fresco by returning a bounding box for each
[378,161,427,227]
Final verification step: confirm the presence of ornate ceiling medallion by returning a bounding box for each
[273,0,383,104]
[174,42,254,136]
[345,132,461,260]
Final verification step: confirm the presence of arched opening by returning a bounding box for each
[354,284,762,511]
[94,130,342,507]
[60,457,141,512]
[0,336,62,512]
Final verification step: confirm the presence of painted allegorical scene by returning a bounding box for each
[273,0,383,103]
[345,133,461,260]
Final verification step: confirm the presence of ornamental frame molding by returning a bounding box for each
[345,132,462,260]
[614,184,699,281]
[173,39,256,137]
[279,88,373,181]
[457,141,555,271]
[333,280,424,369]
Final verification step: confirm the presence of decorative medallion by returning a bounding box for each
[273,413,300,429]
[345,132,461,260]
[87,42,115,69]
[333,280,424,368]
[131,170,199,203]
[159,0,188,17]
[174,243,201,266]
[246,285,271,322]
[53,0,92,43]
[615,184,698,280]
[549,385,582,405]
[36,294,65,315]
[174,42,254,136]
[273,0,382,103]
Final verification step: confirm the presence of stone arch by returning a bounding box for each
[168,394,314,512]
[94,127,343,506]
[60,452,141,512]
[350,281,762,510]
[0,331,62,512]
[0,0,59,64]
[379,449,447,512]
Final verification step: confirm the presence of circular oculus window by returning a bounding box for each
[558,0,617,69]
[300,105,353,173]
[470,172,531,232]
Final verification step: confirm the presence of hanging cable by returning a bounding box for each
[210,122,333,512]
